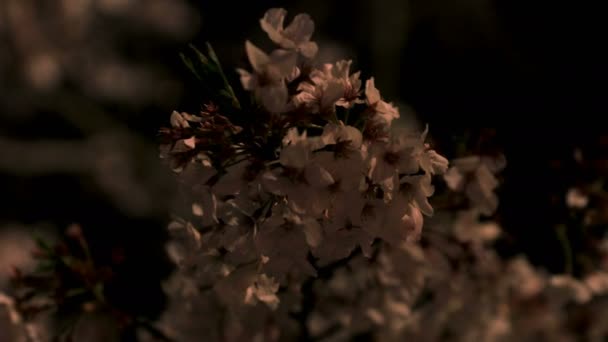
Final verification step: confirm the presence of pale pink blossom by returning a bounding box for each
[260,8,318,58]
[365,77,400,126]
[236,41,297,113]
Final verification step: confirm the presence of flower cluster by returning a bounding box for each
[297,153,608,342]
[388,154,608,342]
[156,7,447,341]
[6,147,608,341]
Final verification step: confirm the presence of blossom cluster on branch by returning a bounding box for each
[152,8,608,342]
[156,7,449,341]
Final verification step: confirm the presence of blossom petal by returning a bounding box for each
[283,13,315,45]
[299,41,318,59]
[260,8,287,45]
[302,217,323,248]
[245,40,270,73]
[365,77,381,104]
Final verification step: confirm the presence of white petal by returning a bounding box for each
[431,150,449,174]
[172,137,196,153]
[259,83,288,113]
[245,40,270,73]
[321,80,345,111]
[443,167,465,191]
[376,101,400,123]
[268,49,298,79]
[299,41,318,59]
[183,136,196,149]
[170,111,189,128]
[365,77,381,104]
[302,218,323,248]
[305,164,335,187]
[406,205,424,242]
[566,188,588,209]
[334,60,352,79]
[192,203,203,216]
[283,13,315,45]
[286,66,301,83]
[260,8,287,45]
[236,68,256,91]
[280,144,310,169]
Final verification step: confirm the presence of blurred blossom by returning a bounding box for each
[26,54,61,90]
[566,187,588,209]
[0,0,199,107]
[0,227,38,290]
[0,0,196,224]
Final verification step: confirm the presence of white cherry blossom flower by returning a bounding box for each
[294,60,363,115]
[236,41,297,113]
[444,155,503,216]
[333,60,364,108]
[365,77,400,126]
[260,8,318,58]
[367,133,422,191]
[400,174,435,216]
[420,149,449,175]
[294,63,345,115]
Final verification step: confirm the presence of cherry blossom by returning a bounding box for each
[259,8,318,58]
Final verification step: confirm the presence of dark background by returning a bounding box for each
[1,0,607,319]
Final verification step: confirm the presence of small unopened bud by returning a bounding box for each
[82,301,97,313]
[66,224,84,240]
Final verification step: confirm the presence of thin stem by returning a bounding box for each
[556,224,574,275]
[265,160,281,167]
[330,111,340,124]
[343,108,351,125]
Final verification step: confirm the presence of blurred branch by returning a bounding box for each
[0,138,89,174]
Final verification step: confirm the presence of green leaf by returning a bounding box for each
[35,260,56,273]
[179,53,199,80]
[205,43,241,109]
[60,256,77,268]
[33,234,53,253]
[65,287,88,299]
[180,43,241,111]
[92,282,106,303]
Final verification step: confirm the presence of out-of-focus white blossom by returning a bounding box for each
[566,187,589,209]
[444,155,505,216]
